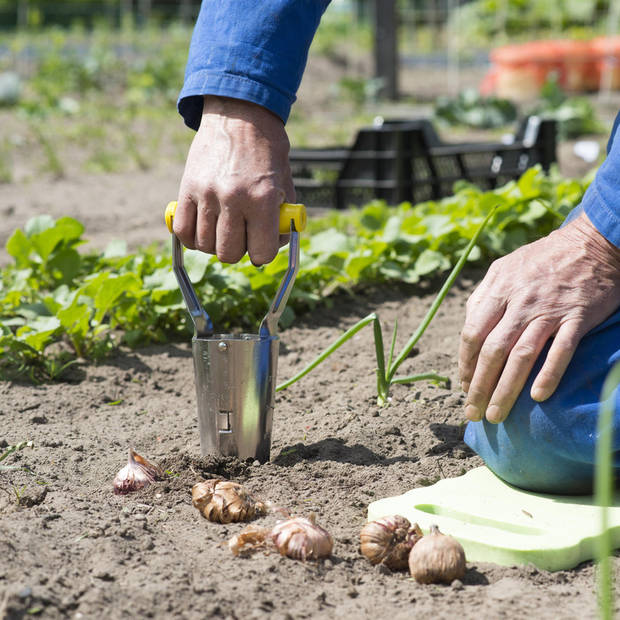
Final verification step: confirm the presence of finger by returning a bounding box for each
[215,204,247,264]
[458,292,506,392]
[173,194,197,250]
[246,190,282,266]
[276,177,296,250]
[530,320,582,402]
[194,194,219,255]
[485,319,556,423]
[464,315,524,421]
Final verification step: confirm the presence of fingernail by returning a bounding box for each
[461,381,470,394]
[531,386,546,402]
[465,405,481,421]
[486,405,503,424]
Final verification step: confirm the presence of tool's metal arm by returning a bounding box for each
[258,224,300,339]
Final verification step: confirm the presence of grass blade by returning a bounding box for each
[595,361,620,620]
[277,313,378,391]
[387,206,498,382]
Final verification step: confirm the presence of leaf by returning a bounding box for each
[6,229,32,266]
[30,217,84,261]
[93,273,140,324]
[415,250,451,276]
[183,249,211,283]
[57,299,91,339]
[103,239,127,258]
[24,215,55,237]
[309,230,353,255]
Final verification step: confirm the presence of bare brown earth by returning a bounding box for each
[1,252,619,618]
[1,56,619,619]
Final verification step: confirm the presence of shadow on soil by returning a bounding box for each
[273,438,418,467]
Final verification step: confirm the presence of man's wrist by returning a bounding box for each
[202,95,284,125]
[574,213,620,272]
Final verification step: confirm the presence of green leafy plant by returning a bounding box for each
[0,167,585,381]
[434,89,517,129]
[528,76,605,139]
[278,207,497,404]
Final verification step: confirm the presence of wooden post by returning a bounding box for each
[17,0,29,28]
[180,0,193,23]
[373,0,398,100]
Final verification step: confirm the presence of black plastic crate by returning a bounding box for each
[289,116,557,209]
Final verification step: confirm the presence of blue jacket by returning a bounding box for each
[178,0,619,249]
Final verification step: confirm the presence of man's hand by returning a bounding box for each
[459,212,620,424]
[174,96,295,265]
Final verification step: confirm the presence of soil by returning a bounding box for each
[0,255,617,618]
[1,51,619,620]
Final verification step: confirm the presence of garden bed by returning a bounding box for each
[0,268,612,619]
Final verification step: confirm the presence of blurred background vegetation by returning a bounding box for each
[0,0,617,185]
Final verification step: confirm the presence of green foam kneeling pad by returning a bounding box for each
[367,466,620,571]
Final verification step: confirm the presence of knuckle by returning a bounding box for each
[479,341,506,365]
[510,342,538,365]
[460,325,483,348]
[248,185,281,207]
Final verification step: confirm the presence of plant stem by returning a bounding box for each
[390,372,450,386]
[373,315,388,404]
[276,313,378,392]
[595,361,620,620]
[387,206,498,383]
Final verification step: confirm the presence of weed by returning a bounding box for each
[29,122,64,178]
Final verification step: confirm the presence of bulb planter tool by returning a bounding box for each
[165,201,307,463]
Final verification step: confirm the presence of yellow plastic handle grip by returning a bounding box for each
[165,201,177,234]
[165,201,306,234]
[279,202,306,234]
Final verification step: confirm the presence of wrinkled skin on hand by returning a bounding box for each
[174,96,295,265]
[459,212,620,424]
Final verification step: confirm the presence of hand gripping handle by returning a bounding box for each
[165,201,306,339]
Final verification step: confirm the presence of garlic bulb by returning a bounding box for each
[360,515,423,570]
[113,448,162,495]
[228,525,270,556]
[270,514,333,561]
[192,479,267,524]
[408,524,466,584]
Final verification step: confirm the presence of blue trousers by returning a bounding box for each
[464,308,620,494]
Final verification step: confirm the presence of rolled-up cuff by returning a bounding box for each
[581,181,620,247]
[178,70,293,131]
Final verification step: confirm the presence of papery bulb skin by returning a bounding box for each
[360,515,423,570]
[228,525,270,556]
[191,479,267,523]
[408,524,466,584]
[113,449,162,495]
[270,514,333,561]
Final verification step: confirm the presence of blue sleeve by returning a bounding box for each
[579,111,620,247]
[178,0,330,129]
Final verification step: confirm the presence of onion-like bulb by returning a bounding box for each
[113,449,162,495]
[408,524,466,584]
[192,479,267,524]
[271,514,333,561]
[360,515,423,570]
